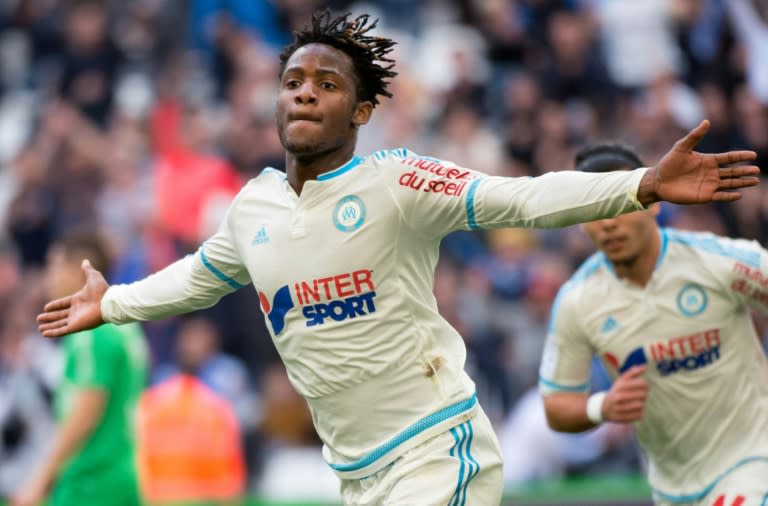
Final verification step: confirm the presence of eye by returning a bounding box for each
[284,79,300,89]
[320,81,337,90]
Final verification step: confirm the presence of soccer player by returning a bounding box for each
[36,11,760,505]
[13,232,148,506]
[539,144,768,505]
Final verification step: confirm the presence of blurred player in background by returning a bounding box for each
[13,232,148,506]
[539,144,768,506]
[35,10,760,506]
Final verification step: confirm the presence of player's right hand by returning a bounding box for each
[37,259,108,338]
[602,365,649,423]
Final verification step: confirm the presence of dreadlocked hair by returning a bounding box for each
[279,10,397,107]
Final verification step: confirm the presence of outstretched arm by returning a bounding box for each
[384,120,759,237]
[38,192,249,338]
[636,120,759,206]
[38,245,248,337]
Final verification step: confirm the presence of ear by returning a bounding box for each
[352,101,373,127]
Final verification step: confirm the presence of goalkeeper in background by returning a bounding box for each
[539,144,768,506]
[12,232,148,506]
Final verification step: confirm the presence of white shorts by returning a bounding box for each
[339,408,503,506]
[654,457,768,506]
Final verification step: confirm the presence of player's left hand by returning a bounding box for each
[638,120,760,206]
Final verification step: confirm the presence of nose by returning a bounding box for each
[598,217,618,230]
[294,82,317,105]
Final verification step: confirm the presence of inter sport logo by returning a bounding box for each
[603,328,722,377]
[259,269,377,334]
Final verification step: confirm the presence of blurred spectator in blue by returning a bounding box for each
[153,315,258,430]
[482,228,536,299]
[188,0,292,59]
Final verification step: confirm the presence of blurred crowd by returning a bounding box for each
[1,0,767,501]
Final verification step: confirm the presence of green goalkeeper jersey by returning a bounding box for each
[53,323,148,506]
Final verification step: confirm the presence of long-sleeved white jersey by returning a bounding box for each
[102,148,646,479]
[540,227,768,500]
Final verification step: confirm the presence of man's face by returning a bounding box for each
[276,43,370,156]
[581,206,660,265]
[45,246,83,300]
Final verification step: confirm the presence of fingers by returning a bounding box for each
[623,365,647,378]
[606,365,649,422]
[612,405,646,422]
[39,319,68,334]
[717,165,760,178]
[608,389,648,422]
[82,259,97,276]
[711,192,743,202]
[718,176,760,190]
[711,166,760,201]
[674,119,710,152]
[713,150,757,165]
[37,306,70,335]
[37,309,69,324]
[41,326,71,338]
[43,296,72,312]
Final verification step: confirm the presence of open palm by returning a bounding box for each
[37,260,108,338]
[653,120,760,204]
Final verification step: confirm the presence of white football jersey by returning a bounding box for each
[540,227,768,500]
[102,148,646,479]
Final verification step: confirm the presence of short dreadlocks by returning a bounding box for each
[279,10,397,107]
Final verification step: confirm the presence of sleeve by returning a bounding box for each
[102,198,251,324]
[538,282,595,396]
[719,236,768,317]
[69,328,118,388]
[383,149,647,239]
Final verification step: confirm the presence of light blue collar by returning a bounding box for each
[316,156,362,181]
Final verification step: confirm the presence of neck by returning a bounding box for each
[285,142,356,195]
[611,229,662,287]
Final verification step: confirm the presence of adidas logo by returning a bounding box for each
[251,226,269,245]
[601,316,619,333]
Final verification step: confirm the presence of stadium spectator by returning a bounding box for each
[726,0,768,105]
[57,0,124,126]
[0,278,60,499]
[153,315,258,430]
[152,310,269,478]
[137,373,246,504]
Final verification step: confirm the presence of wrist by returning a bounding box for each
[586,391,607,425]
[637,167,660,207]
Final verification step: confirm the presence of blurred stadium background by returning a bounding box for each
[0,0,766,504]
